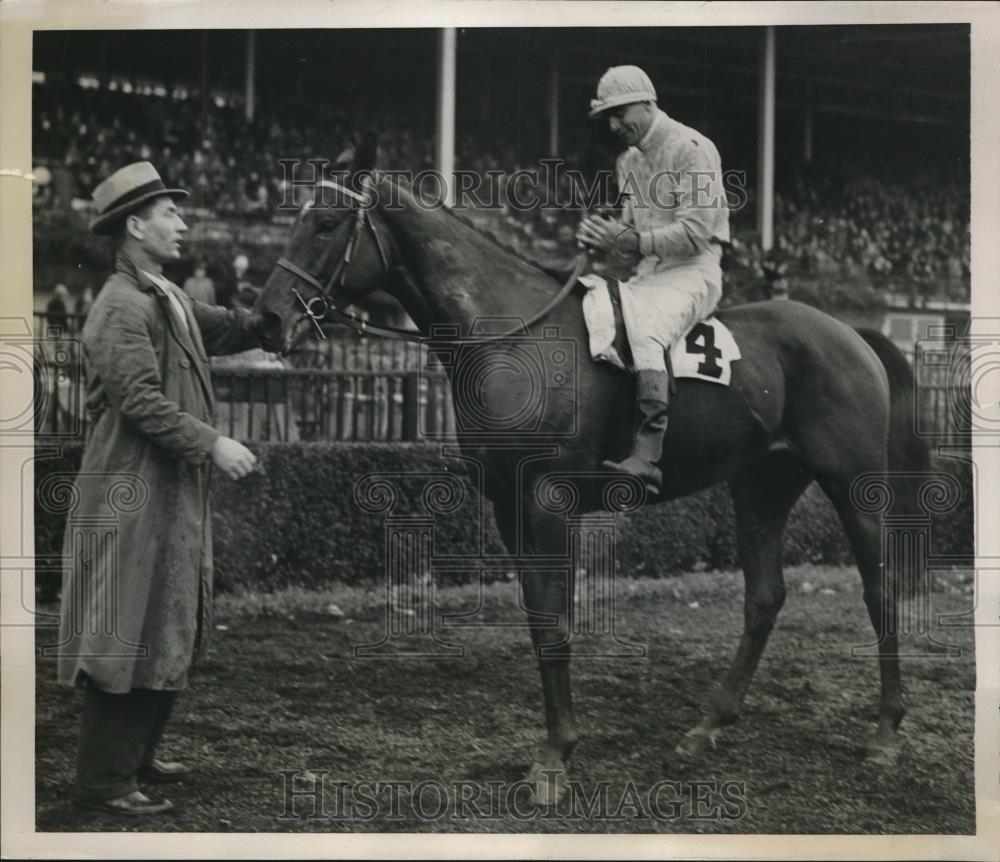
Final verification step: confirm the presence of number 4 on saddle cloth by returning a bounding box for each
[578,274,741,384]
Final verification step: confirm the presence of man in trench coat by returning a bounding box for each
[56,162,262,815]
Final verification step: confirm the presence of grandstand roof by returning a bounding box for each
[34,24,968,127]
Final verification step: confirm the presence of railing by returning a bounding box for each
[30,341,456,443]
[211,368,455,442]
[33,314,969,443]
[909,345,971,442]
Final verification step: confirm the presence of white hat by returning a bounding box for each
[89,161,188,235]
[589,65,657,118]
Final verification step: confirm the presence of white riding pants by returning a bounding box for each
[618,248,723,372]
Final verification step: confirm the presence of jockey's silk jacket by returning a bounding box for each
[618,109,731,279]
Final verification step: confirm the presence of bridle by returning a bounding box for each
[273,177,587,344]
[275,178,392,340]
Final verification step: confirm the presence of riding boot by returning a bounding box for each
[602,369,670,495]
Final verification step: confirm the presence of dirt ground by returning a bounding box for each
[35,565,976,834]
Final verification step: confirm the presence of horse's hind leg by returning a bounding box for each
[676,453,812,759]
[817,472,905,764]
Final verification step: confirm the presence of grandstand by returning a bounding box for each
[31,25,971,438]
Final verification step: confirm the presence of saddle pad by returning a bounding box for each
[579,274,741,385]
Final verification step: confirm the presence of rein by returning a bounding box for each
[275,179,587,344]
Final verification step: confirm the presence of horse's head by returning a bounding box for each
[255,136,392,355]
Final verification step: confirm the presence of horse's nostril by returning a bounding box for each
[257,311,283,345]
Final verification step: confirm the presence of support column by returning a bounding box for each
[548,49,561,157]
[803,108,813,163]
[757,26,776,252]
[97,33,109,87]
[436,28,457,207]
[803,79,814,163]
[245,30,256,123]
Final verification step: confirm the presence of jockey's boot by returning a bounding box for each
[601,369,670,495]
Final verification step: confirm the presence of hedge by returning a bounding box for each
[34,442,973,594]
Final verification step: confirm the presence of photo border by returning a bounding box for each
[2,2,998,858]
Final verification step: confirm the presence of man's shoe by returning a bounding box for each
[84,790,174,816]
[138,758,192,784]
[602,369,670,495]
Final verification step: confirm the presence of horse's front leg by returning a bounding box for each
[494,494,576,807]
[520,561,577,806]
[493,492,577,806]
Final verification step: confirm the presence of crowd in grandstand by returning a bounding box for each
[33,80,969,302]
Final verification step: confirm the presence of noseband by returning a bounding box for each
[275,178,390,340]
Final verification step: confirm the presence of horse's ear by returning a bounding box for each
[353,131,377,174]
[331,144,355,172]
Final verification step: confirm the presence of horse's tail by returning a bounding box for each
[855,329,932,598]
[856,327,929,476]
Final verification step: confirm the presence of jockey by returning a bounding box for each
[578,65,730,495]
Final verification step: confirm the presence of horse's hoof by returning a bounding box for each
[674,726,721,760]
[525,763,567,808]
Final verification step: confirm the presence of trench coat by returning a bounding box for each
[56,251,261,693]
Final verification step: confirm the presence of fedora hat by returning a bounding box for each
[89,161,188,235]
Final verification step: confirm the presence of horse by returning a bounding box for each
[254,146,927,804]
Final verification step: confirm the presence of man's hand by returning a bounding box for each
[248,312,270,344]
[576,215,640,257]
[211,436,258,480]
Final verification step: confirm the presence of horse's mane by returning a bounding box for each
[384,174,563,284]
[445,207,562,281]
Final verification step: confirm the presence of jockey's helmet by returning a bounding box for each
[589,66,658,118]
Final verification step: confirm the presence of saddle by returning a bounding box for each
[578,274,741,385]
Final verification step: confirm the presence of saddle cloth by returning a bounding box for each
[579,274,741,385]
